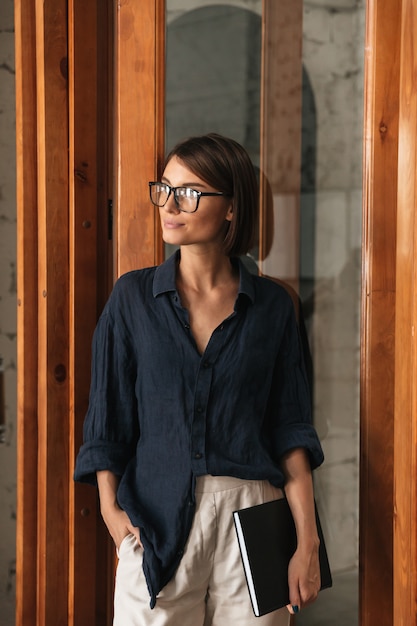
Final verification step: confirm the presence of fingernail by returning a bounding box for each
[292,605,299,614]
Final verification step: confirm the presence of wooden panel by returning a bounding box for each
[68,1,101,623]
[96,0,115,308]
[35,1,70,623]
[114,0,165,276]
[393,0,417,622]
[94,5,116,621]
[360,0,400,624]
[16,0,165,623]
[15,0,39,623]
[259,0,302,291]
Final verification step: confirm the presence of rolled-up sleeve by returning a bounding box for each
[268,306,324,470]
[74,294,139,485]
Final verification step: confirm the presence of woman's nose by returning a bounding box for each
[163,192,180,213]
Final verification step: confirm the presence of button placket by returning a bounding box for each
[190,315,237,473]
[190,360,213,473]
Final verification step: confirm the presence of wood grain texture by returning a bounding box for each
[15,0,39,623]
[361,0,400,624]
[35,0,70,623]
[68,1,103,623]
[393,0,417,622]
[114,0,166,276]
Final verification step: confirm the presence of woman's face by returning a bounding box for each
[158,156,233,251]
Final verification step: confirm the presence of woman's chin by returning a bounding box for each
[162,232,183,246]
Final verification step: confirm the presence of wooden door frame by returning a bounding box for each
[392,0,417,622]
[15,0,165,623]
[14,0,417,624]
[15,0,38,621]
[114,0,165,274]
[360,0,399,623]
[68,1,114,623]
[361,0,417,624]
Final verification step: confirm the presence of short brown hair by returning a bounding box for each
[164,133,258,256]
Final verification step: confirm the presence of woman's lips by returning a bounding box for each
[163,220,183,229]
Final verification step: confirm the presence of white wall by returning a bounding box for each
[303,1,364,573]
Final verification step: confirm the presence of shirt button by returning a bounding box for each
[203,361,211,368]
[194,452,203,459]
[196,406,203,413]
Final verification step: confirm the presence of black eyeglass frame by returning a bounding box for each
[149,181,228,213]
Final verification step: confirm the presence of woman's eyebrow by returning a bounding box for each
[161,176,207,189]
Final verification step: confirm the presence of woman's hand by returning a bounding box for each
[100,502,142,550]
[96,470,142,550]
[279,448,321,615]
[286,541,320,614]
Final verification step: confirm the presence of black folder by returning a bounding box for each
[233,498,332,617]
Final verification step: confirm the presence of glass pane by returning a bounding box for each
[166,4,261,162]
[165,2,364,624]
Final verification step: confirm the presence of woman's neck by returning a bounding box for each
[177,245,236,292]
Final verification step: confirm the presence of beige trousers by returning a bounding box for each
[113,475,291,626]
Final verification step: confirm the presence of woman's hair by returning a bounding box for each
[164,133,258,257]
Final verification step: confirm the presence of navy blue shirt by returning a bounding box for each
[74,251,324,608]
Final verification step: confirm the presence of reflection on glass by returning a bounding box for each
[166,4,261,163]
[165,2,363,624]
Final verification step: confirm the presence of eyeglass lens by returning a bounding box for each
[150,183,199,212]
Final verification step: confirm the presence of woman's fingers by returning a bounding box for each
[286,547,320,614]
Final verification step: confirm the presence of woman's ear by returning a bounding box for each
[225,201,234,222]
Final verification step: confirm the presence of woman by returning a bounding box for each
[74,133,324,625]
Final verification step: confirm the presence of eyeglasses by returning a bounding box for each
[149,181,228,213]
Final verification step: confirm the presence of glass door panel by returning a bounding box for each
[165,2,363,624]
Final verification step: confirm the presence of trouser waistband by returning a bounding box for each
[195,474,278,494]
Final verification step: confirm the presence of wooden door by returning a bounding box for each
[15,0,165,622]
[361,0,417,623]
[15,0,110,623]
[14,0,417,624]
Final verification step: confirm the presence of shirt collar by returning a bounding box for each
[153,249,255,304]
